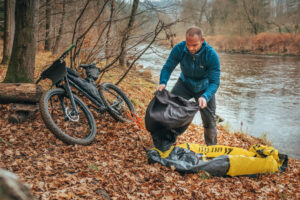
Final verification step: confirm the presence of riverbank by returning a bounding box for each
[171,33,300,56]
[136,45,300,159]
[0,51,299,199]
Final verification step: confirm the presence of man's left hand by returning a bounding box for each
[198,97,207,109]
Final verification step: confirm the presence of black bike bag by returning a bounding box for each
[41,59,67,85]
[66,67,79,77]
[68,75,101,100]
[79,63,101,81]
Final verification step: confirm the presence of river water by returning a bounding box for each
[137,45,300,159]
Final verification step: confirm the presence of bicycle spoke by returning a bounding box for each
[46,93,92,140]
[99,83,136,122]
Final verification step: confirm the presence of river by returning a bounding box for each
[136,45,300,159]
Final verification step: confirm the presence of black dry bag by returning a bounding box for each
[145,90,199,151]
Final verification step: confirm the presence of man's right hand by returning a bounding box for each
[157,84,166,91]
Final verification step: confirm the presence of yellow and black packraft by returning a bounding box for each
[147,144,288,176]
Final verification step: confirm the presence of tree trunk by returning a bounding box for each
[34,0,39,53]
[0,83,43,104]
[198,0,207,25]
[118,0,139,67]
[105,0,115,62]
[45,0,52,50]
[3,0,38,83]
[53,0,66,54]
[1,0,15,65]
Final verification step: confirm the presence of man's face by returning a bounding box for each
[186,34,203,54]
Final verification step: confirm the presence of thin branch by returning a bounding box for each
[116,21,164,85]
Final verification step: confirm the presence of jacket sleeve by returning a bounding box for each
[159,44,182,85]
[201,49,220,102]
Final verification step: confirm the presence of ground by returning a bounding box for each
[0,53,299,199]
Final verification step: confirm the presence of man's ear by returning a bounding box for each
[201,37,205,43]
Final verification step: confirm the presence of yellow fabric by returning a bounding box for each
[176,143,256,157]
[227,155,279,176]
[153,146,175,158]
[249,144,282,163]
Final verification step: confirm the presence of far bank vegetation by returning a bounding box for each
[172,0,300,55]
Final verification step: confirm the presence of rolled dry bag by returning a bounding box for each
[145,90,199,151]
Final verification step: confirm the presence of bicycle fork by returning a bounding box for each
[60,77,80,122]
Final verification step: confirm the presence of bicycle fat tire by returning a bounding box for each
[99,82,136,122]
[40,88,97,145]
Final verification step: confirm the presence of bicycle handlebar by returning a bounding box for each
[59,44,76,59]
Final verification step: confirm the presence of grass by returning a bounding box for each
[88,163,100,171]
[223,121,232,133]
[200,171,210,180]
[0,137,10,145]
[259,132,272,146]
[130,98,144,108]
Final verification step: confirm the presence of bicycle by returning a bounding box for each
[36,44,136,145]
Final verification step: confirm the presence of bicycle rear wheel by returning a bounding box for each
[40,88,97,145]
[99,82,136,122]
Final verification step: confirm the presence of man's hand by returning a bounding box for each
[157,84,166,91]
[198,97,207,109]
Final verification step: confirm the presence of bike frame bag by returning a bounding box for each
[67,72,101,100]
[41,59,67,85]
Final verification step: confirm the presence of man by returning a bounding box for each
[157,26,220,145]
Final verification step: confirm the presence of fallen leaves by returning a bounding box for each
[0,68,299,199]
[1,100,299,200]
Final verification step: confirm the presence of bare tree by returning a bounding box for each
[44,0,52,50]
[180,0,207,26]
[105,0,115,61]
[33,0,181,81]
[70,0,110,67]
[53,0,66,53]
[241,0,271,35]
[116,20,165,85]
[1,0,15,64]
[118,0,140,67]
[268,0,300,33]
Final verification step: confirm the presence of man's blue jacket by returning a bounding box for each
[159,40,220,102]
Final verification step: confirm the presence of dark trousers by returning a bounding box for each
[171,78,217,145]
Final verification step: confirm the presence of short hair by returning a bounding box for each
[186,26,203,38]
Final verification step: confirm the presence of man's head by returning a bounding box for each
[186,26,204,54]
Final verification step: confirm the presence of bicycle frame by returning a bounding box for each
[37,44,125,118]
[55,73,113,114]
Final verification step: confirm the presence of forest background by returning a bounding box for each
[1,0,299,83]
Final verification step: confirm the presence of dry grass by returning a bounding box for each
[206,33,300,55]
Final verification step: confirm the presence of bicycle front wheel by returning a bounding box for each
[40,88,97,145]
[99,82,136,122]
